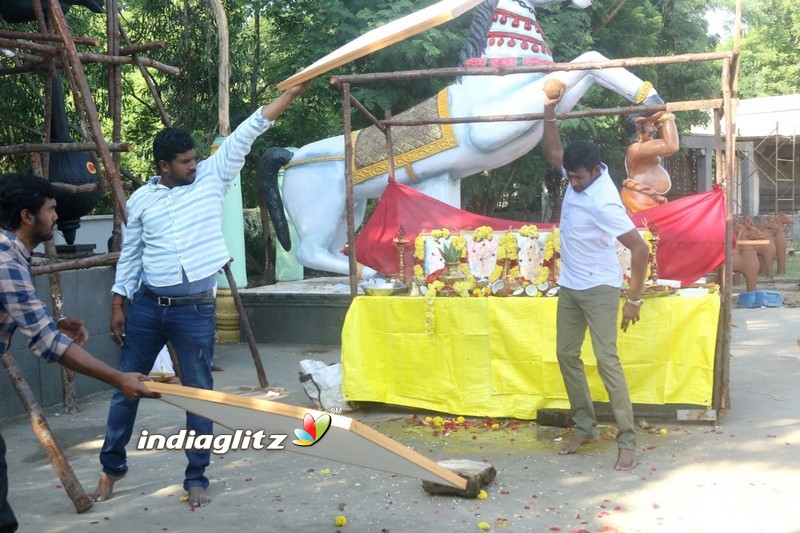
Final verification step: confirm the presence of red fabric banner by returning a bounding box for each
[355,181,726,286]
[354,181,552,278]
[629,188,727,286]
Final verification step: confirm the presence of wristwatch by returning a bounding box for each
[626,297,644,307]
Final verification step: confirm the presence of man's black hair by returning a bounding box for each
[153,127,195,170]
[0,173,58,231]
[563,140,601,172]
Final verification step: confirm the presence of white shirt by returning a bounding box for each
[112,108,273,299]
[558,164,634,290]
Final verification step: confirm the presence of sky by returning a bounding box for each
[705,7,736,39]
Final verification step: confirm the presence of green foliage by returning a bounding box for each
[714,0,800,97]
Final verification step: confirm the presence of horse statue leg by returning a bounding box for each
[457,51,660,159]
[259,145,378,277]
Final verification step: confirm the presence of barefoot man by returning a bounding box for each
[542,84,649,470]
[93,78,312,507]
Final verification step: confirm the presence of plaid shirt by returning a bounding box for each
[0,229,72,362]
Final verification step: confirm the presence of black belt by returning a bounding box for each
[143,288,215,307]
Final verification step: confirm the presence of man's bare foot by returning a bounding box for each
[614,448,637,470]
[188,487,211,508]
[90,472,125,502]
[558,435,598,455]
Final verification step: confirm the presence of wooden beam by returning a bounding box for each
[0,142,129,155]
[333,51,734,84]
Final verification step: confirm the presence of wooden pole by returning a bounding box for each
[333,51,734,84]
[223,263,268,389]
[47,0,128,223]
[0,351,93,513]
[208,0,230,136]
[118,23,171,127]
[377,99,722,128]
[0,29,98,45]
[0,142,129,156]
[342,83,358,297]
[330,79,386,132]
[31,252,120,276]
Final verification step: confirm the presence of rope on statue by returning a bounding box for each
[622,178,668,205]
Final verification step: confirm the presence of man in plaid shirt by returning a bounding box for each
[0,173,156,532]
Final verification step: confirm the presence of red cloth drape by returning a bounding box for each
[354,181,552,278]
[355,181,726,286]
[629,188,726,286]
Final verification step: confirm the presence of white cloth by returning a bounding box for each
[112,108,274,299]
[558,164,635,290]
[149,345,174,377]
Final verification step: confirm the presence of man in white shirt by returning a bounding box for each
[542,86,649,471]
[93,78,312,507]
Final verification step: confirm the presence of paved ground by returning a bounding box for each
[2,305,800,532]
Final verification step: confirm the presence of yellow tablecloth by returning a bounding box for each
[341,293,720,419]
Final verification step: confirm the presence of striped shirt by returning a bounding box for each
[112,108,273,299]
[0,229,72,362]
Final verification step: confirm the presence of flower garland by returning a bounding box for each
[489,231,521,283]
[530,228,561,295]
[414,228,468,283]
[518,224,539,239]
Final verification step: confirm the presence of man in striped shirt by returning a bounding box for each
[94,79,312,508]
[0,174,156,532]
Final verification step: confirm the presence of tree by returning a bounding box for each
[714,0,800,98]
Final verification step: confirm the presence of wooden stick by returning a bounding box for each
[32,252,120,276]
[118,41,164,56]
[333,51,734,84]
[118,23,171,126]
[342,83,358,297]
[377,99,723,128]
[330,79,385,132]
[48,1,128,224]
[42,239,78,414]
[0,142,129,155]
[222,262,268,389]
[0,351,93,513]
[0,29,98,45]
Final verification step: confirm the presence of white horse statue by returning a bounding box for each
[259,0,663,277]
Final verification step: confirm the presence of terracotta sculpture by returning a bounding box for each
[731,226,762,292]
[620,111,679,214]
[737,217,775,279]
[760,212,793,275]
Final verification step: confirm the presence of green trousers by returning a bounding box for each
[556,285,636,450]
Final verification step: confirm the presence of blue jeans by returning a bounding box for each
[99,290,216,490]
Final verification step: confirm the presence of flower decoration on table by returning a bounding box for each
[642,222,659,283]
[527,227,560,296]
[467,226,498,279]
[518,224,539,239]
[490,230,521,282]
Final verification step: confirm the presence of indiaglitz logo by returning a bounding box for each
[292,413,331,446]
[135,412,333,453]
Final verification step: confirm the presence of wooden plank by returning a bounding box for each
[277,0,483,91]
[144,381,467,490]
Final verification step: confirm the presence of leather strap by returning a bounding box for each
[143,288,215,307]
